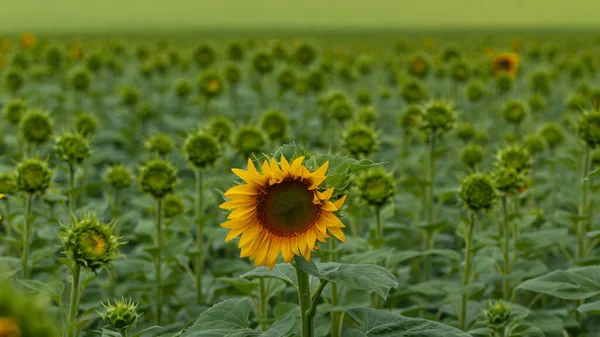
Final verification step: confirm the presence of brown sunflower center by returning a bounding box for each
[496,59,512,71]
[258,180,321,237]
[0,317,20,337]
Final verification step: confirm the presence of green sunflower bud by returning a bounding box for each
[524,134,546,154]
[501,100,528,125]
[355,89,373,106]
[260,109,289,141]
[441,44,461,63]
[135,44,150,61]
[294,42,317,67]
[233,125,267,159]
[136,101,157,121]
[484,301,511,331]
[578,110,600,148]
[252,50,274,76]
[43,44,64,70]
[450,59,470,83]
[398,105,423,129]
[119,85,141,108]
[337,62,358,84]
[19,109,54,145]
[277,67,297,94]
[106,57,124,76]
[0,282,60,337]
[530,70,552,95]
[139,159,178,199]
[494,166,530,195]
[466,80,486,102]
[379,87,392,101]
[455,122,475,142]
[74,112,99,138]
[496,145,532,173]
[495,73,514,94]
[540,123,565,149]
[173,78,193,99]
[105,165,132,190]
[10,52,29,70]
[224,63,242,86]
[60,213,122,271]
[86,52,104,73]
[421,101,456,134]
[183,132,221,169]
[227,41,245,62]
[164,194,185,219]
[355,169,395,207]
[459,172,498,211]
[67,66,92,92]
[528,93,547,114]
[330,99,353,124]
[407,54,430,78]
[357,106,378,126]
[566,92,589,112]
[4,68,24,95]
[0,172,19,195]
[193,44,216,68]
[460,143,485,169]
[197,70,225,100]
[208,116,234,143]
[401,79,428,104]
[3,98,27,126]
[150,55,168,76]
[55,132,90,165]
[343,124,378,158]
[100,298,141,332]
[356,55,374,76]
[307,68,327,94]
[145,134,174,157]
[17,158,51,194]
[270,40,289,61]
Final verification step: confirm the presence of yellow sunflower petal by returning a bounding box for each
[291,156,305,177]
[281,238,294,263]
[333,195,347,209]
[317,188,334,200]
[305,228,317,249]
[312,161,329,177]
[219,199,255,209]
[321,200,338,212]
[280,155,291,172]
[224,184,258,197]
[238,224,261,247]
[247,158,258,174]
[328,226,347,242]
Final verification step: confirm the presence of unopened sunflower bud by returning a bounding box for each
[484,301,511,331]
[67,66,92,92]
[74,112,99,138]
[401,79,428,104]
[398,105,423,129]
[495,73,514,94]
[421,101,456,134]
[208,116,233,143]
[355,169,395,207]
[450,59,470,83]
[224,63,242,86]
[118,85,141,108]
[184,132,221,169]
[0,172,18,196]
[524,134,546,154]
[528,93,547,114]
[407,54,430,78]
[105,165,132,190]
[260,109,289,141]
[227,41,245,62]
[501,100,527,125]
[173,78,192,99]
[460,143,485,169]
[455,122,475,142]
[198,71,224,100]
[17,158,51,194]
[145,134,174,157]
[252,50,274,76]
[100,298,141,332]
[355,89,373,106]
[4,68,24,94]
[466,80,486,102]
[496,145,531,173]
[233,125,267,159]
[164,195,185,219]
[294,42,317,67]
[530,70,552,95]
[578,110,600,148]
[459,172,498,211]
[343,124,378,158]
[330,99,353,124]
[494,166,530,196]
[55,132,90,165]
[19,109,54,145]
[139,159,178,199]
[277,67,297,94]
[192,44,216,68]
[3,99,27,126]
[357,106,378,126]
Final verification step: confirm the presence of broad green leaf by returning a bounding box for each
[220,277,258,296]
[578,300,600,315]
[315,262,398,299]
[348,308,471,336]
[387,249,460,266]
[507,323,544,337]
[259,315,295,337]
[240,264,298,289]
[131,326,161,337]
[516,266,600,300]
[17,279,65,303]
[180,297,253,336]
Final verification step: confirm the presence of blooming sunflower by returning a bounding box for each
[220,156,347,269]
[492,53,519,77]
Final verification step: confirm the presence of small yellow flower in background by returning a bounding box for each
[19,33,37,48]
[220,156,347,269]
[492,53,519,78]
[0,317,20,337]
[207,79,220,93]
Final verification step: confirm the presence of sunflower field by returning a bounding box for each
[1,30,600,337]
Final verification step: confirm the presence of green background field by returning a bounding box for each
[0,0,598,33]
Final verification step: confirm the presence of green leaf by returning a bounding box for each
[507,323,544,337]
[315,262,399,300]
[516,266,600,300]
[180,297,253,336]
[348,308,471,336]
[131,326,161,337]
[240,264,298,289]
[17,279,65,303]
[578,300,600,315]
[387,249,460,266]
[220,277,258,296]
[259,315,295,337]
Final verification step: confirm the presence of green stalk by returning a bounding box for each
[195,169,205,304]
[374,206,383,248]
[295,262,315,337]
[4,198,12,254]
[424,132,437,281]
[21,194,33,279]
[67,265,81,337]
[258,279,268,331]
[155,197,164,325]
[550,148,557,212]
[501,196,511,301]
[460,212,476,331]
[68,163,76,223]
[578,145,590,264]
[329,239,341,337]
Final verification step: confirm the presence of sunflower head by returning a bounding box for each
[420,101,456,134]
[455,122,475,142]
[450,59,470,83]
[55,132,90,165]
[441,44,462,63]
[466,80,486,103]
[224,62,243,85]
[86,52,104,73]
[356,106,378,126]
[355,169,395,207]
[492,53,519,77]
[259,109,289,142]
[208,116,234,144]
[460,143,485,169]
[277,67,297,93]
[105,165,132,190]
[183,132,221,169]
[401,79,428,104]
[496,145,532,173]
[198,71,225,99]
[67,66,92,92]
[19,109,54,145]
[138,159,178,199]
[233,125,267,159]
[221,156,347,269]
[61,213,122,271]
[193,44,216,68]
[294,42,317,67]
[578,110,600,148]
[493,166,530,196]
[74,112,99,138]
[407,54,430,78]
[356,55,374,76]
[355,88,373,106]
[484,301,511,331]
[4,68,24,95]
[227,41,245,62]
[398,104,424,129]
[330,99,353,124]
[3,99,27,126]
[524,134,546,155]
[174,78,193,99]
[539,123,564,150]
[459,172,498,212]
[0,172,19,196]
[118,85,141,108]
[164,194,185,219]
[100,298,141,331]
[307,68,327,93]
[342,124,378,158]
[0,282,59,337]
[252,50,274,76]
[501,100,528,125]
[17,158,51,195]
[495,73,514,94]
[145,134,174,157]
[530,70,552,96]
[566,92,589,112]
[19,33,37,48]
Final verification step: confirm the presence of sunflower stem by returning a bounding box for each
[195,168,206,304]
[68,163,76,223]
[424,131,437,281]
[329,239,341,337]
[578,145,590,265]
[4,197,12,254]
[21,194,33,279]
[295,262,315,337]
[460,211,476,331]
[258,279,268,331]
[374,206,383,248]
[502,195,511,301]
[67,265,81,337]
[550,148,557,212]
[154,197,164,326]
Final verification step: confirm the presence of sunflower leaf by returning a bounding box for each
[259,314,295,337]
[315,262,399,299]
[180,297,254,336]
[516,266,600,300]
[347,307,470,336]
[240,264,298,289]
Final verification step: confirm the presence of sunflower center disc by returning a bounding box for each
[259,180,320,236]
